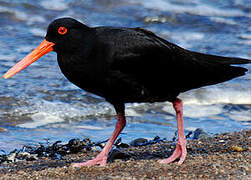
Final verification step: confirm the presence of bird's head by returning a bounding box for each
[3,17,90,79]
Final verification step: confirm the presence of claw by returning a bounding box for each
[72,155,107,167]
[159,140,187,165]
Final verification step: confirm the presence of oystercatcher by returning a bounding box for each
[3,18,250,166]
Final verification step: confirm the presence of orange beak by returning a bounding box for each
[3,39,55,79]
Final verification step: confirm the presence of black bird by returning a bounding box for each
[3,17,250,167]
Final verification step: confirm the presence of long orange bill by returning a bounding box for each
[3,39,55,79]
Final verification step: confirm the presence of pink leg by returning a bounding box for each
[159,98,187,165]
[72,112,126,167]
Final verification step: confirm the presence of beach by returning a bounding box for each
[1,129,250,179]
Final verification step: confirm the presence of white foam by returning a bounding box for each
[17,112,64,128]
[26,16,46,25]
[40,0,68,11]
[210,17,237,25]
[237,34,251,45]
[0,5,47,25]
[173,32,205,41]
[75,125,104,130]
[125,108,142,117]
[15,100,115,129]
[16,46,34,53]
[185,127,198,131]
[180,105,221,118]
[29,28,45,37]
[129,0,244,17]
[0,6,28,21]
[180,85,251,105]
[0,54,17,61]
[229,110,251,122]
[238,34,251,40]
[167,31,205,48]
[238,40,251,45]
[161,102,222,118]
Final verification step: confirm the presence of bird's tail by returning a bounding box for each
[179,51,251,92]
[191,51,251,65]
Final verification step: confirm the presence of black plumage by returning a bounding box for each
[46,18,249,106]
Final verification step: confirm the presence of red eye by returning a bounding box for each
[58,26,67,35]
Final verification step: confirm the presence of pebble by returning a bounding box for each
[218,140,225,143]
[231,146,243,152]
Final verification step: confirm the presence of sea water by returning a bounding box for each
[0,0,250,152]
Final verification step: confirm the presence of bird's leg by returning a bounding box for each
[159,98,187,165]
[72,112,126,167]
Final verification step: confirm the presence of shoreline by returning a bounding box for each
[0,129,250,179]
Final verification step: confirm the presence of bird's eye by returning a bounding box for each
[58,26,67,35]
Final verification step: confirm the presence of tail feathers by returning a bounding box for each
[190,50,250,82]
[180,65,248,92]
[211,65,247,83]
[178,51,250,92]
[191,51,251,65]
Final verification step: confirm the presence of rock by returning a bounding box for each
[130,138,148,147]
[108,149,131,162]
[115,138,129,148]
[7,151,17,162]
[17,152,38,161]
[193,128,210,139]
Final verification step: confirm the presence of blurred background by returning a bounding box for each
[0,0,250,152]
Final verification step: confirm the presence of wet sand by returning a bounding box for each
[0,130,250,179]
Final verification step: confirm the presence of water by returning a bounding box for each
[0,0,250,152]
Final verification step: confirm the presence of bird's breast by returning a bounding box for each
[57,53,108,97]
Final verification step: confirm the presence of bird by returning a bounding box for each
[3,17,250,167]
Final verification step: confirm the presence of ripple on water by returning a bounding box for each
[40,0,69,11]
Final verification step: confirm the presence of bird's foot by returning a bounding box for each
[159,139,187,165]
[72,154,107,167]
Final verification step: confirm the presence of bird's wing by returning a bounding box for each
[106,27,184,77]
[97,27,249,93]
